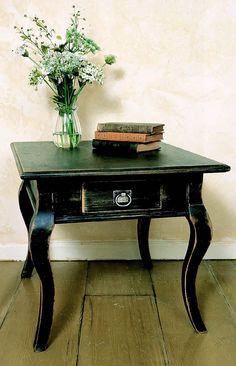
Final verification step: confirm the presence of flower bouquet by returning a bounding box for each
[15,6,116,148]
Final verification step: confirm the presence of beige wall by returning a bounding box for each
[0,0,235,251]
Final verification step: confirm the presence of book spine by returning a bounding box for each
[92,139,138,152]
[95,131,163,143]
[97,123,162,134]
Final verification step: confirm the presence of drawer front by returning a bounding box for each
[82,180,161,214]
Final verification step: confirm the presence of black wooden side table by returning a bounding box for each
[11,141,230,351]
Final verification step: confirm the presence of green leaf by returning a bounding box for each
[41,45,49,54]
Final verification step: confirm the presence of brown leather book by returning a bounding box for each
[92,139,161,153]
[97,122,164,134]
[95,131,163,143]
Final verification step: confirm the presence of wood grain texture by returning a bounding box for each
[0,262,22,327]
[86,260,153,295]
[151,261,236,366]
[1,261,236,365]
[207,260,236,323]
[78,295,166,366]
[0,262,87,366]
[81,179,161,214]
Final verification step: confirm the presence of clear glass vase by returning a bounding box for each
[53,108,82,149]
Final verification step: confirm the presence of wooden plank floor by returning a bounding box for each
[0,260,236,366]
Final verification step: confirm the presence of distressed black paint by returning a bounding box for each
[11,141,230,351]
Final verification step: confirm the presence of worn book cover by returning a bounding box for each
[95,131,163,143]
[97,122,165,134]
[92,139,161,153]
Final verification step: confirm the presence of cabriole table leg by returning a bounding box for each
[137,217,153,269]
[28,186,55,352]
[18,182,35,278]
[182,178,212,333]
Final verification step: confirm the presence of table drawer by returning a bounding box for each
[82,180,161,214]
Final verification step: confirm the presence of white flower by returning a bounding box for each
[78,62,104,85]
[15,6,116,108]
[15,46,29,57]
[52,34,67,47]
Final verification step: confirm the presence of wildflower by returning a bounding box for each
[104,54,116,65]
[15,46,29,57]
[14,6,116,110]
[29,68,43,87]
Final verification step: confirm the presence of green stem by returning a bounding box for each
[18,29,44,55]
[64,77,69,109]
[43,77,57,94]
[28,55,41,68]
[27,56,57,94]
[74,84,85,98]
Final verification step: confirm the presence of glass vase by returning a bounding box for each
[53,109,82,149]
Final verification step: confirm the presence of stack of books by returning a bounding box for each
[92,122,165,154]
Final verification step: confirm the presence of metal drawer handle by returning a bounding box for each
[113,190,132,207]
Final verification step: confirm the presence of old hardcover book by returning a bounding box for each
[97,122,164,134]
[95,131,163,143]
[92,139,161,153]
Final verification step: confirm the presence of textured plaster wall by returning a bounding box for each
[0,0,235,248]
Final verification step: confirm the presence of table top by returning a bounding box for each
[11,141,230,179]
